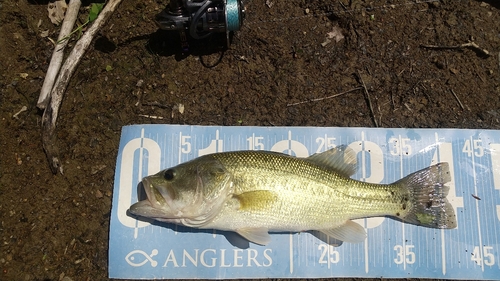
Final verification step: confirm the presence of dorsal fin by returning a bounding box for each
[306,145,358,177]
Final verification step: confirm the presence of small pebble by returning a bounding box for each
[96,190,103,198]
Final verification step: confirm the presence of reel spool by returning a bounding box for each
[155,0,245,50]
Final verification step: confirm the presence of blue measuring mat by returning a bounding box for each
[109,125,500,279]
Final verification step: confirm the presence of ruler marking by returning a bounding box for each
[493,140,500,269]
[378,135,383,270]
[177,130,183,235]
[459,143,470,270]
[486,147,495,269]
[427,227,430,269]
[436,133,447,275]
[361,131,370,273]
[487,142,499,270]
[399,134,407,270]
[178,132,182,164]
[482,139,498,269]
[456,142,463,269]
[289,233,294,273]
[492,142,500,270]
[471,136,485,271]
[194,134,198,157]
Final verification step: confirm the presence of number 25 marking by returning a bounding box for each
[318,244,340,264]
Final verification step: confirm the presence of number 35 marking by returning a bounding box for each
[394,244,415,265]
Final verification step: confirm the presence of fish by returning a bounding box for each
[129,145,457,245]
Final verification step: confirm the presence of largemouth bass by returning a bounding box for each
[129,145,457,245]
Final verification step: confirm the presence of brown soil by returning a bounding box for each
[1,0,499,280]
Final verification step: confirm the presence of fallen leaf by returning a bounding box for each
[40,30,50,38]
[47,0,68,25]
[327,26,345,43]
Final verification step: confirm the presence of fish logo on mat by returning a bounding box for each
[125,249,159,267]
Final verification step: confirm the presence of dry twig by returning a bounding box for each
[42,0,124,174]
[12,106,28,119]
[38,0,82,109]
[139,114,165,120]
[420,42,490,57]
[357,71,378,127]
[450,89,464,110]
[286,87,363,107]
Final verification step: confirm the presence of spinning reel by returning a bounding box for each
[155,0,245,51]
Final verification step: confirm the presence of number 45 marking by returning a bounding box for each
[471,246,495,267]
[462,139,484,157]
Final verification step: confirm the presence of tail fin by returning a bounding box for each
[396,162,457,229]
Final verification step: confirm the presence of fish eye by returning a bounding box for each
[164,169,175,181]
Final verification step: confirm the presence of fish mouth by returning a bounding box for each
[129,178,172,218]
[129,199,153,216]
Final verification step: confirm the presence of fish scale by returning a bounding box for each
[212,150,409,219]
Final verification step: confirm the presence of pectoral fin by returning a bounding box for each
[319,220,366,243]
[236,227,271,245]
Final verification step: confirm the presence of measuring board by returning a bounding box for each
[109,125,500,279]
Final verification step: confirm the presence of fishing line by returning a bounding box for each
[244,0,440,26]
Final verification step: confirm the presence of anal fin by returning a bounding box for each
[236,227,271,245]
[319,220,366,243]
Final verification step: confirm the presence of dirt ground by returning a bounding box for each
[1,0,499,280]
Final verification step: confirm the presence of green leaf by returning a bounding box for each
[105,65,113,72]
[89,3,104,22]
